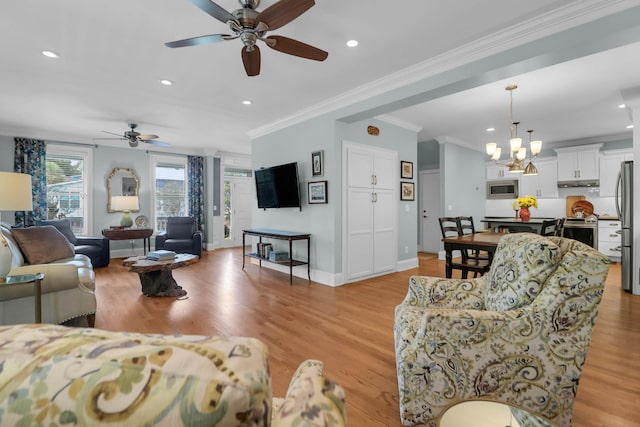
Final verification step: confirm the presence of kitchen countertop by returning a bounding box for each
[598,215,620,220]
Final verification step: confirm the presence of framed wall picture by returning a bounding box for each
[312,150,324,177]
[400,181,415,201]
[401,161,413,179]
[308,180,328,204]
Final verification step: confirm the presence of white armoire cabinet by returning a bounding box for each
[344,142,397,282]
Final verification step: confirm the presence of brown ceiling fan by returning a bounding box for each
[165,0,328,76]
[94,123,170,148]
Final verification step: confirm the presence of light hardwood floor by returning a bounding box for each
[94,249,640,427]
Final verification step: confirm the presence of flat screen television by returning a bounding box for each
[254,162,301,210]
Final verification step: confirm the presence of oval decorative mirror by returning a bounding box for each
[107,167,140,212]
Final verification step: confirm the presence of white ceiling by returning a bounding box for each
[1,0,640,156]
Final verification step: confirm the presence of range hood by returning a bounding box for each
[557,179,600,188]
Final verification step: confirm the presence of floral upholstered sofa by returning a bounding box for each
[0,324,347,426]
[394,233,610,427]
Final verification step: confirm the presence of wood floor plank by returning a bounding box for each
[94,249,640,427]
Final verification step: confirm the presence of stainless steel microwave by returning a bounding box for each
[487,180,519,199]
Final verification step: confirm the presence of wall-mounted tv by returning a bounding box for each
[254,162,301,210]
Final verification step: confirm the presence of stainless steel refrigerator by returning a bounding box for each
[616,160,633,292]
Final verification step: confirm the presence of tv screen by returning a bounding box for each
[254,162,301,209]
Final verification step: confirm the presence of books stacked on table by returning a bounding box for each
[256,243,273,258]
[146,250,176,261]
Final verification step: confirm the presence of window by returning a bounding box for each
[151,155,187,232]
[46,144,92,235]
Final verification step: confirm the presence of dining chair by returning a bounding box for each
[555,217,566,237]
[457,216,492,263]
[540,219,559,236]
[438,217,490,278]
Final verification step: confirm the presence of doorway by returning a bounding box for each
[420,170,441,253]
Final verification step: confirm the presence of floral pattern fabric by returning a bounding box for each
[0,324,347,427]
[394,235,610,427]
[485,233,562,311]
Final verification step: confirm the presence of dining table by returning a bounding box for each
[442,231,505,278]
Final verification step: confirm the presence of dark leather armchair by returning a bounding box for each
[155,217,202,257]
[36,219,110,268]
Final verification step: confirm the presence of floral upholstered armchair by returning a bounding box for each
[394,233,610,427]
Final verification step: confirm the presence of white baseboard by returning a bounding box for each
[397,257,419,271]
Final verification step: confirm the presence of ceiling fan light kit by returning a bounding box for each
[165,0,328,77]
[486,85,542,176]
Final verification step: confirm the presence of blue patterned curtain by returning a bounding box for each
[187,155,205,245]
[14,138,47,227]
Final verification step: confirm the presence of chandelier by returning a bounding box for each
[485,84,542,175]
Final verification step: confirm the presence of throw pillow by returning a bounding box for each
[36,219,77,245]
[11,226,75,265]
[485,233,562,311]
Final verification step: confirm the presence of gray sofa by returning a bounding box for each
[0,223,96,325]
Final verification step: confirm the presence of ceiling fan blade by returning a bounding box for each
[190,0,237,24]
[101,130,126,137]
[93,137,126,141]
[145,140,171,147]
[165,34,232,48]
[137,134,160,141]
[265,36,328,61]
[242,45,261,77]
[256,0,315,31]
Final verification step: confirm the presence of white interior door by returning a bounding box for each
[420,170,441,253]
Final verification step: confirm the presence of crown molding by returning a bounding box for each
[374,115,422,133]
[247,0,639,140]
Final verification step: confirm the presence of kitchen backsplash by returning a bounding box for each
[485,187,618,218]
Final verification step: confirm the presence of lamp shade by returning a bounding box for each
[0,172,33,211]
[111,195,139,211]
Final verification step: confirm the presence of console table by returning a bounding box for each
[102,228,153,255]
[242,229,311,285]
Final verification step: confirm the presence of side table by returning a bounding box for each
[102,228,153,255]
[1,273,45,322]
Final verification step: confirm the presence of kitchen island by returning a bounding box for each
[482,217,557,234]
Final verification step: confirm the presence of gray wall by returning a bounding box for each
[252,116,418,284]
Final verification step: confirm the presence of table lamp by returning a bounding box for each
[0,172,33,282]
[111,195,139,228]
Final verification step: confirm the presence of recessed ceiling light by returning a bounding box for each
[41,50,60,58]
[160,79,173,86]
[242,100,252,105]
[618,103,626,109]
[486,127,495,132]
[627,124,634,129]
[346,40,358,47]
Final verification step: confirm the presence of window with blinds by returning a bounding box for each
[153,158,187,232]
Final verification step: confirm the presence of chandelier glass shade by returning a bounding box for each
[486,85,542,175]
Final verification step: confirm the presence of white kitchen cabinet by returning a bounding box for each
[554,145,602,181]
[486,164,510,180]
[598,219,622,261]
[344,142,398,281]
[519,158,558,198]
[599,149,633,197]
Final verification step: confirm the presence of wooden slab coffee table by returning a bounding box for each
[122,254,198,298]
